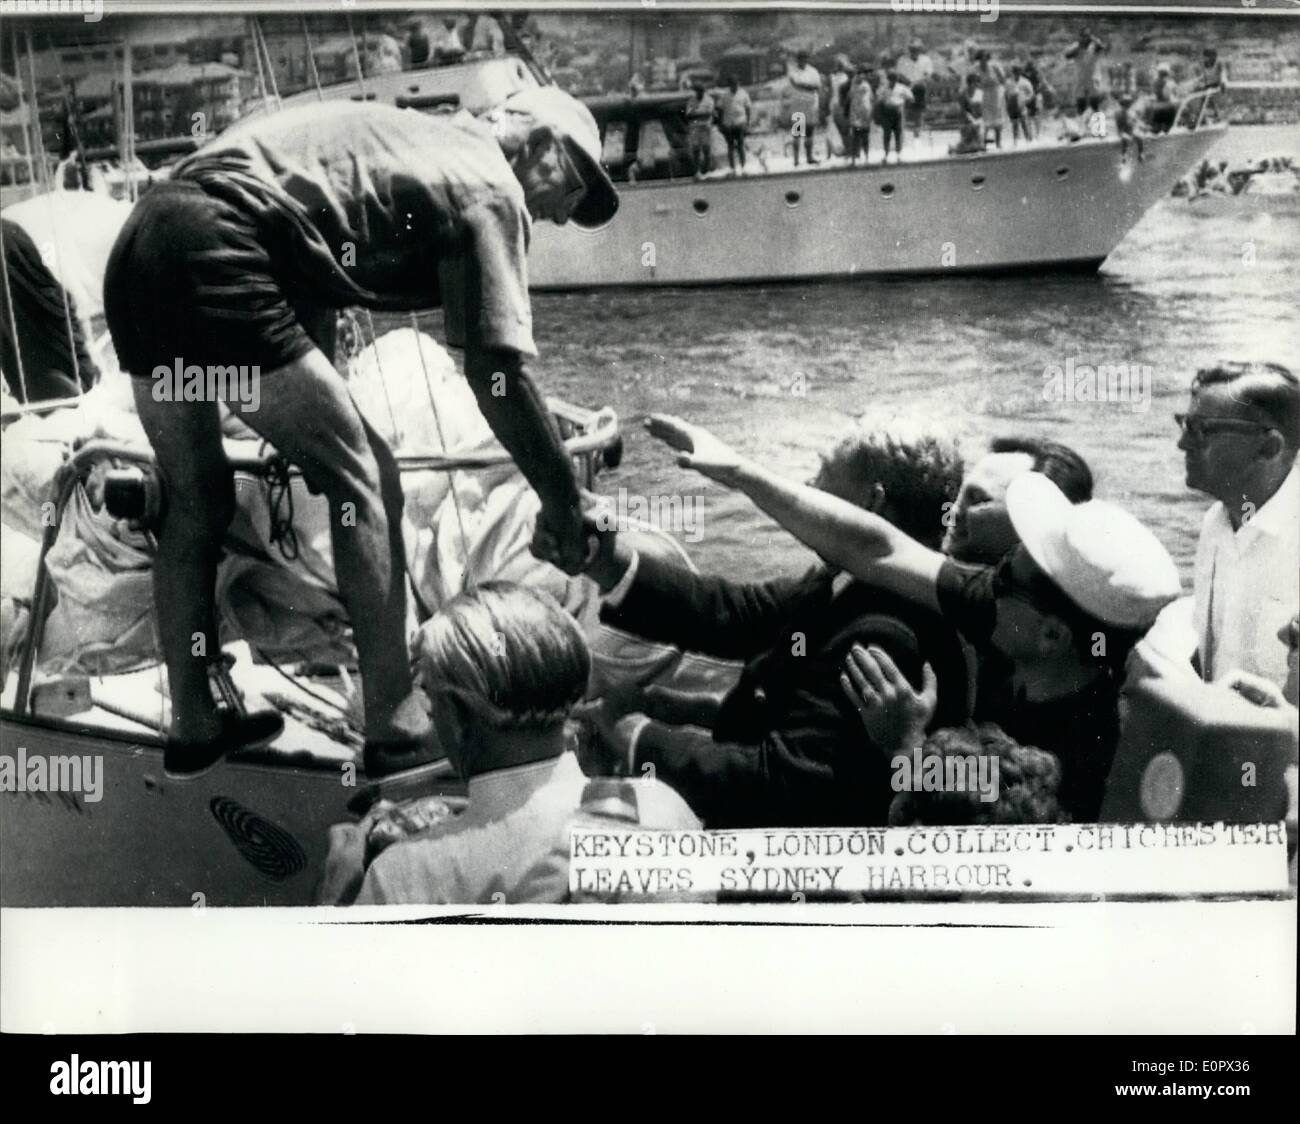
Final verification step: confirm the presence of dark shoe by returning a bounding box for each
[364,737,441,779]
[164,708,284,780]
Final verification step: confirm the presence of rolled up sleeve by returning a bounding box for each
[440,195,537,357]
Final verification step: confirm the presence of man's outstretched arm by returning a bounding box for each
[645,414,945,612]
[465,346,586,571]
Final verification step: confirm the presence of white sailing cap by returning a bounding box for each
[501,86,619,229]
[1006,473,1182,630]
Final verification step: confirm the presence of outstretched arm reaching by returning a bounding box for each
[645,414,945,611]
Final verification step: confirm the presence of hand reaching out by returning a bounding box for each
[645,414,746,486]
[840,644,937,756]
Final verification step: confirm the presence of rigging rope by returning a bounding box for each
[0,219,31,404]
[252,19,282,112]
[359,309,400,439]
[9,34,37,189]
[301,16,324,101]
[262,447,300,562]
[345,10,368,100]
[37,33,84,396]
[248,16,272,115]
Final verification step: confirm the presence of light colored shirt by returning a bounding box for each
[718,87,752,128]
[470,18,506,56]
[430,24,465,55]
[787,63,822,118]
[788,63,822,92]
[1193,460,1300,690]
[1074,42,1105,99]
[849,78,874,127]
[180,101,537,356]
[686,93,716,124]
[896,54,934,85]
[356,752,700,904]
[885,81,915,109]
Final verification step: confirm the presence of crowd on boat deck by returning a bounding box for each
[317,359,1298,905]
[676,29,1228,174]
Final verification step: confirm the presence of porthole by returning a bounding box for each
[693,198,709,215]
[971,174,986,190]
[880,183,895,199]
[1055,165,1070,180]
[784,190,801,206]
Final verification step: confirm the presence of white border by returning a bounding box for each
[2,901,1295,1033]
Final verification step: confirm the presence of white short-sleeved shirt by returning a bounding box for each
[896,54,934,85]
[355,752,700,904]
[1193,461,1300,690]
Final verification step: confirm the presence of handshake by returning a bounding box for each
[529,489,626,586]
[529,413,746,582]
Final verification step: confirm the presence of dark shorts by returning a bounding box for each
[104,178,333,380]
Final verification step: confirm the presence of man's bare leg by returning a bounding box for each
[240,347,428,746]
[131,385,234,743]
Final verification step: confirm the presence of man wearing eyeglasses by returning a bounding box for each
[1178,361,1300,692]
[104,87,618,778]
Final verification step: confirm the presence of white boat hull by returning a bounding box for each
[529,128,1227,288]
[0,716,462,906]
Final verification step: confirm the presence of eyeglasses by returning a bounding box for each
[1175,413,1276,442]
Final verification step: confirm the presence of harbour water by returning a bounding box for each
[522,124,1300,584]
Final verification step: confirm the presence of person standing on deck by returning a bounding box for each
[1064,28,1108,111]
[829,55,853,158]
[685,83,717,178]
[1195,48,1228,93]
[880,72,914,164]
[950,73,985,155]
[429,15,466,64]
[1007,65,1034,145]
[896,39,933,140]
[717,75,752,174]
[787,50,823,166]
[102,89,618,779]
[847,64,874,166]
[977,52,1007,150]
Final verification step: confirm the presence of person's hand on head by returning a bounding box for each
[645,414,745,486]
[840,644,937,755]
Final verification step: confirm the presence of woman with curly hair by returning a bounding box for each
[885,723,1067,827]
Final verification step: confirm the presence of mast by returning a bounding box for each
[119,24,135,201]
[10,35,38,190]
[23,30,47,191]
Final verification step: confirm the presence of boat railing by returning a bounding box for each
[6,398,621,718]
[1174,87,1220,132]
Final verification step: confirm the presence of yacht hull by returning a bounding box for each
[529,127,1227,288]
